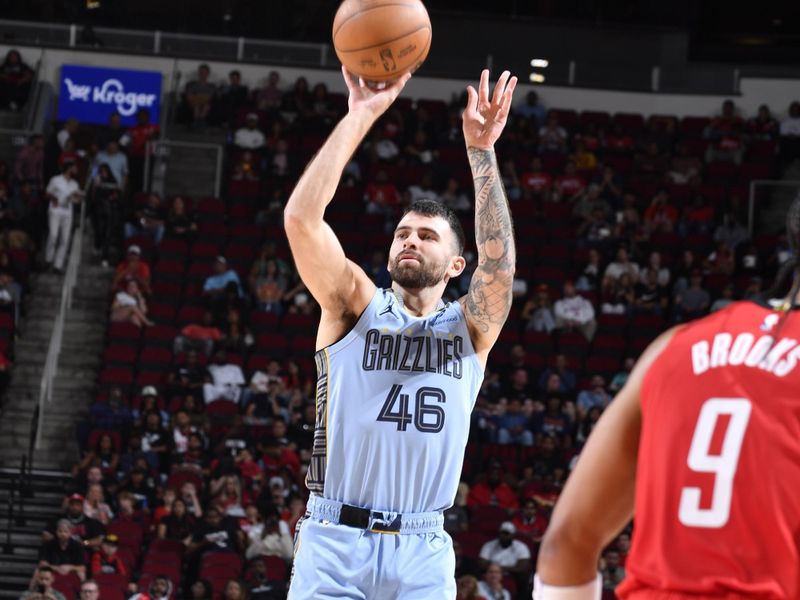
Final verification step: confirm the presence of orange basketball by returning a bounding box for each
[333,0,432,82]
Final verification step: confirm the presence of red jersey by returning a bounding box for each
[618,301,800,600]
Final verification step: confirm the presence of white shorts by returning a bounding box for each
[288,515,456,599]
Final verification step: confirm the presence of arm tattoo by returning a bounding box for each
[465,147,516,334]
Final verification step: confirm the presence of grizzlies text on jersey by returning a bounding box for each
[306,288,484,514]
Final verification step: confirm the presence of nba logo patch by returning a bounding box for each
[760,313,780,332]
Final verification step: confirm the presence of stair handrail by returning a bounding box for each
[34,176,89,451]
[2,462,16,554]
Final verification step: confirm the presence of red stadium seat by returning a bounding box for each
[107,520,144,551]
[99,366,134,387]
[103,345,137,366]
[53,573,81,598]
[470,505,508,535]
[87,429,122,451]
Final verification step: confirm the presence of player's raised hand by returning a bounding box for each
[463,69,517,150]
[343,66,412,120]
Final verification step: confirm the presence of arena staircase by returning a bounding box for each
[0,468,73,598]
[0,226,110,472]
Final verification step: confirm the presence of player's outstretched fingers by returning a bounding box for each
[478,69,490,106]
[492,70,511,107]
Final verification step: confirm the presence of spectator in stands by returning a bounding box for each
[639,251,670,287]
[90,163,123,267]
[711,283,735,312]
[513,497,548,542]
[256,70,282,111]
[235,113,266,150]
[189,579,214,599]
[576,375,611,418]
[602,549,626,591]
[245,557,287,599]
[186,506,243,559]
[0,49,33,110]
[456,574,485,600]
[132,386,169,429]
[501,159,522,202]
[250,257,287,314]
[538,115,568,154]
[13,134,44,191]
[643,188,678,234]
[157,496,195,541]
[173,310,223,357]
[79,580,99,600]
[479,521,531,575]
[281,76,311,118]
[166,349,205,400]
[110,278,154,327]
[120,464,157,510]
[365,169,402,216]
[38,520,87,582]
[468,460,519,510]
[96,111,125,149]
[713,212,749,250]
[45,161,82,273]
[747,104,779,140]
[406,171,436,204]
[164,195,197,241]
[520,156,552,199]
[554,160,586,199]
[520,283,556,333]
[571,137,597,171]
[633,269,669,315]
[515,90,547,126]
[538,354,577,393]
[704,99,745,164]
[93,140,128,193]
[604,246,639,281]
[222,580,247,600]
[553,280,596,341]
[83,484,113,525]
[609,357,635,393]
[494,398,533,446]
[73,433,119,480]
[244,504,293,561]
[129,576,172,600]
[56,118,79,153]
[217,70,249,125]
[204,349,245,405]
[184,64,216,128]
[125,192,165,245]
[123,109,159,193]
[89,533,127,578]
[204,256,243,304]
[43,494,105,549]
[674,269,710,320]
[88,387,133,434]
[20,566,66,600]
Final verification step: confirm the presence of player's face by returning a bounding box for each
[388,213,464,290]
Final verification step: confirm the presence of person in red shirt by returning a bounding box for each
[513,498,549,542]
[643,188,678,234]
[467,460,520,511]
[520,156,552,197]
[90,533,128,578]
[364,169,402,216]
[534,199,800,599]
[554,161,586,199]
[112,245,151,294]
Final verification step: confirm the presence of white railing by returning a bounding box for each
[34,188,87,450]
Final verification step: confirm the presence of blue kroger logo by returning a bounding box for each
[59,65,162,125]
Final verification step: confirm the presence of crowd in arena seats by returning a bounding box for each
[16,61,799,599]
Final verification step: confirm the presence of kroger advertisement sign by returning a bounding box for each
[58,65,162,125]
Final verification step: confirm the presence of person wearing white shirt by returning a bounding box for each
[479,521,532,574]
[203,350,245,404]
[478,563,512,600]
[554,280,597,341]
[45,161,82,272]
[779,101,800,136]
[234,113,266,150]
[604,247,640,281]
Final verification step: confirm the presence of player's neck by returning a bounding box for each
[390,283,445,317]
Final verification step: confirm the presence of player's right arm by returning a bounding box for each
[534,325,682,596]
[284,68,411,341]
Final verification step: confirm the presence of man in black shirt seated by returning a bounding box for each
[42,494,105,550]
[38,519,87,582]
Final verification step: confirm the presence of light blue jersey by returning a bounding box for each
[307,288,484,514]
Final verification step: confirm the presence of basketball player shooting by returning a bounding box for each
[533,196,800,599]
[284,67,517,599]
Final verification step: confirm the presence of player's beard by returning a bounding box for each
[389,253,448,289]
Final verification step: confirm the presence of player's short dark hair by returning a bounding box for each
[401,200,465,256]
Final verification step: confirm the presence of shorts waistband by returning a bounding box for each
[306,495,444,534]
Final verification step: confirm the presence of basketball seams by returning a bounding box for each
[335,25,431,54]
[333,1,428,38]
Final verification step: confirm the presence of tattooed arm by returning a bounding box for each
[459,70,518,360]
